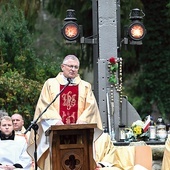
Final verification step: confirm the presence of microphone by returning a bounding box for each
[67,78,72,84]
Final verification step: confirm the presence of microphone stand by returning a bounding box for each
[24,78,71,170]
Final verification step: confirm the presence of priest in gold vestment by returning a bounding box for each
[27,55,103,170]
[27,54,149,170]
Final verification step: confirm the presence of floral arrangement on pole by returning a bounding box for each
[108,57,118,84]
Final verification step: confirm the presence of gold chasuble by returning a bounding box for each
[60,85,78,124]
[27,72,103,170]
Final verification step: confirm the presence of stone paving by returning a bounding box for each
[151,145,165,170]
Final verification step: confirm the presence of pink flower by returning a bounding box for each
[109,57,117,64]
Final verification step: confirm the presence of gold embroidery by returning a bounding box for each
[62,111,76,124]
[62,91,76,110]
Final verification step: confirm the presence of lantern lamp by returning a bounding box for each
[62,9,80,42]
[128,21,145,41]
[127,8,146,45]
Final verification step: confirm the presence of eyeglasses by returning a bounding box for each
[63,64,79,70]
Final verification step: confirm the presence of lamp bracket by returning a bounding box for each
[80,37,97,44]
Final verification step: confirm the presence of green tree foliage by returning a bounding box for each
[120,0,143,26]
[0,2,40,127]
[0,68,41,127]
[129,0,170,121]
[47,0,92,35]
[0,2,36,79]
[47,0,94,70]
[0,0,41,32]
[0,1,61,127]
[120,0,144,74]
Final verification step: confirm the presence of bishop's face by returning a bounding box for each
[61,59,79,79]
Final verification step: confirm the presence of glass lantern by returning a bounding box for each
[156,117,167,141]
[119,124,126,142]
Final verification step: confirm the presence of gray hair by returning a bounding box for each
[62,55,80,66]
[0,110,8,119]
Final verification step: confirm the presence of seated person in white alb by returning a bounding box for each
[0,116,32,170]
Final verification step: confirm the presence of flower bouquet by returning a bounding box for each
[131,120,149,141]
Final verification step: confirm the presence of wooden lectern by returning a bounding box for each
[46,123,97,170]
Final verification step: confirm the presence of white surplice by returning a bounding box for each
[0,135,32,170]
